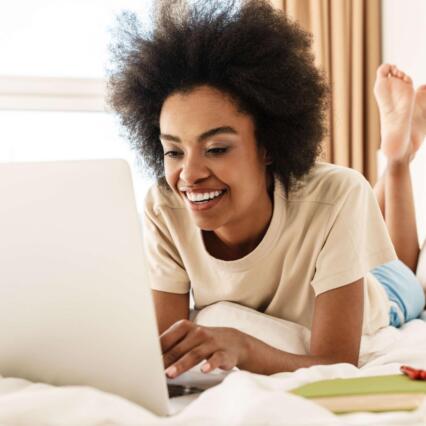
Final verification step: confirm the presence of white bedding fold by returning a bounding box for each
[0,315,425,426]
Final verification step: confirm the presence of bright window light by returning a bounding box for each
[0,1,156,210]
[0,110,153,211]
[0,0,154,78]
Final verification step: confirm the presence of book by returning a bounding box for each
[290,374,426,414]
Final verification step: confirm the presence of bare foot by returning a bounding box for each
[411,85,426,159]
[374,64,415,161]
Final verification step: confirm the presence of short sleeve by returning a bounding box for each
[311,172,397,295]
[142,196,190,294]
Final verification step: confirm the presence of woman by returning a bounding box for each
[108,0,421,379]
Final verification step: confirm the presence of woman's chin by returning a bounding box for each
[194,219,220,232]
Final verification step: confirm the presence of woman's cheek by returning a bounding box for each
[165,167,181,193]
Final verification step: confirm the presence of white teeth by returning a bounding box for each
[186,190,224,202]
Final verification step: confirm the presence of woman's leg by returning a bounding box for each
[373,64,425,273]
[383,161,418,272]
[411,84,426,156]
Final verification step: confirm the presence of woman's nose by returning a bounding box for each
[180,153,209,184]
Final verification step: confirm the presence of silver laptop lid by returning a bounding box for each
[0,159,169,416]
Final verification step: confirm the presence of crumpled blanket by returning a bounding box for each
[0,309,425,426]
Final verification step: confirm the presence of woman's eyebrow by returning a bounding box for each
[159,126,238,143]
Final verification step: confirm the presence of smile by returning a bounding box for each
[184,189,227,211]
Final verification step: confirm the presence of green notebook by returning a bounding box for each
[290,374,426,414]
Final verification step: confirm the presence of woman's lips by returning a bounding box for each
[184,190,226,211]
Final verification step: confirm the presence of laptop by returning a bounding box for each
[0,159,224,416]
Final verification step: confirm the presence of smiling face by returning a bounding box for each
[159,85,272,245]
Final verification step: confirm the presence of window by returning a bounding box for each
[0,0,156,210]
[0,0,153,78]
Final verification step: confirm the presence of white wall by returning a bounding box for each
[381,0,426,245]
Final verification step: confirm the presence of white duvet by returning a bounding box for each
[1,311,425,426]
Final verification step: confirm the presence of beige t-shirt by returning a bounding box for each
[143,162,397,335]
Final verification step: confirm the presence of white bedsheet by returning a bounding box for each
[1,315,425,426]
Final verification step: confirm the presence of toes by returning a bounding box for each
[417,84,426,93]
[377,63,393,78]
[390,65,399,77]
[391,65,403,78]
[403,74,413,84]
[389,65,413,84]
[376,64,412,83]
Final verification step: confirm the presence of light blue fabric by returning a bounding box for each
[370,260,425,327]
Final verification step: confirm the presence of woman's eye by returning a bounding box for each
[164,150,182,158]
[207,147,227,155]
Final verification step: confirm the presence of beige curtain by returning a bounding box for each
[270,0,381,184]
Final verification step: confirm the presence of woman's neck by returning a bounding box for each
[203,188,274,261]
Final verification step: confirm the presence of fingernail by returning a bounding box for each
[165,366,177,378]
[201,363,210,373]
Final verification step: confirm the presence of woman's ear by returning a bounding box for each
[259,146,273,165]
[264,152,273,166]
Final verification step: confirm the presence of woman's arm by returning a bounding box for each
[152,290,190,335]
[309,277,364,364]
[161,278,364,378]
[239,278,364,374]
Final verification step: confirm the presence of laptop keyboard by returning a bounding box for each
[167,384,204,398]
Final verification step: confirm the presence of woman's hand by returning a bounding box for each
[159,279,364,378]
[160,319,249,378]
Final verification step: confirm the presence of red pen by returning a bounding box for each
[400,365,426,380]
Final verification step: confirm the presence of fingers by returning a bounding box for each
[163,325,209,368]
[160,319,193,353]
[166,347,238,378]
[165,343,216,378]
[202,350,236,373]
[161,321,216,378]
[161,324,242,378]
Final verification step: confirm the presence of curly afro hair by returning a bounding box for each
[108,0,328,193]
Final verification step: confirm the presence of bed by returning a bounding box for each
[1,208,425,425]
[0,306,425,426]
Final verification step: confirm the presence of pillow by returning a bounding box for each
[416,239,426,295]
[193,301,310,355]
[192,301,398,368]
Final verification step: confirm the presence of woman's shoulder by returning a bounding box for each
[286,162,370,205]
[308,161,368,188]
